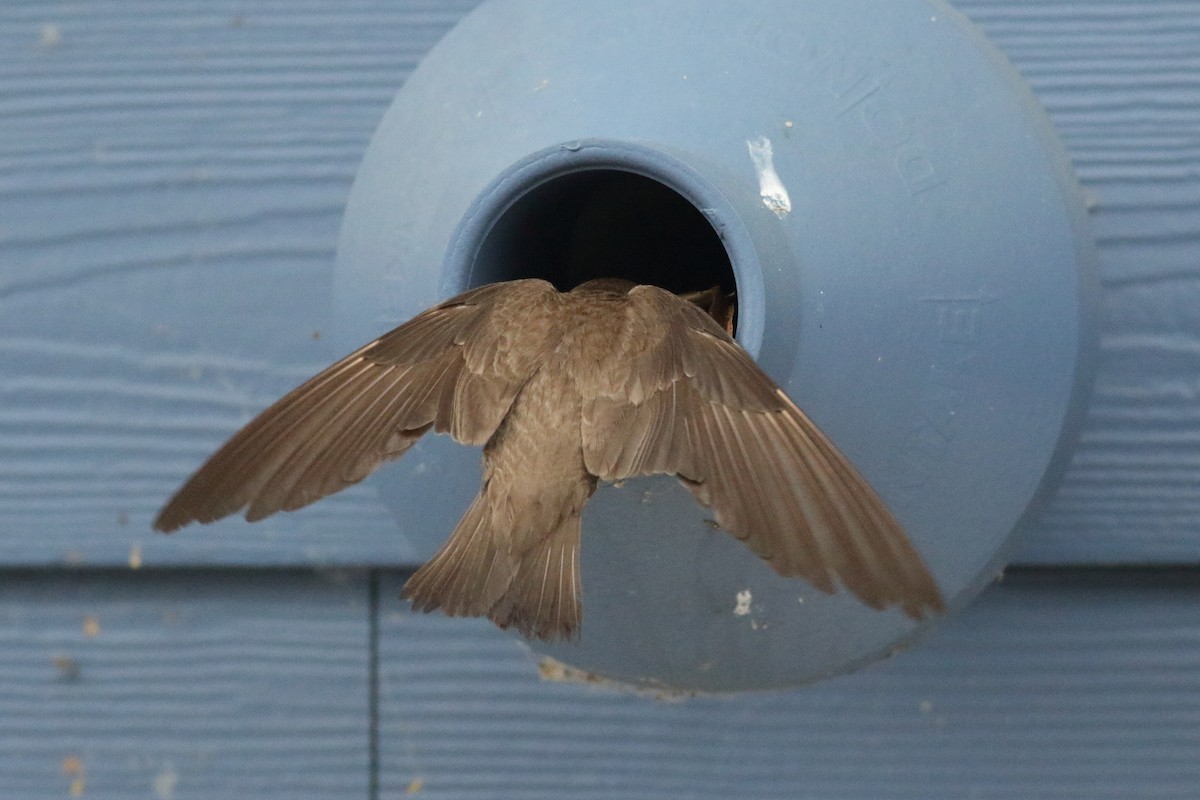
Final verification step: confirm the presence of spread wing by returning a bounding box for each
[580,285,944,619]
[154,279,560,532]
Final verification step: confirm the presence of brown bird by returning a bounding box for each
[155,278,944,640]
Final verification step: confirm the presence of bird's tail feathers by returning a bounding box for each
[401,493,514,620]
[401,493,584,641]
[488,511,582,641]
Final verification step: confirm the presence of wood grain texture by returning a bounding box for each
[0,1,477,567]
[0,570,370,799]
[0,0,1196,565]
[377,571,1200,799]
[953,3,1200,563]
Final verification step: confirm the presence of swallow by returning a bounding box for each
[155,278,944,640]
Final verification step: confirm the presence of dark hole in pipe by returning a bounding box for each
[469,170,737,331]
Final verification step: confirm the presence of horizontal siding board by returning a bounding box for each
[954,0,1200,563]
[0,570,370,799]
[0,0,1195,565]
[377,571,1200,800]
[0,0,473,567]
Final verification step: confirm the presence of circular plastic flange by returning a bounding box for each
[334,0,1097,692]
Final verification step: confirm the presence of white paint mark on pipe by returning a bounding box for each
[734,589,753,616]
[746,136,791,218]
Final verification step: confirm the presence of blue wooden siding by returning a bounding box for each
[379,572,1200,799]
[0,1,1197,797]
[0,570,370,797]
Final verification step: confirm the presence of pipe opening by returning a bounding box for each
[468,170,737,330]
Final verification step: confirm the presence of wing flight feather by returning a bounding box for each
[154,279,559,532]
[581,285,943,618]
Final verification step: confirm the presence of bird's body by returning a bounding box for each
[156,278,944,639]
[408,286,612,638]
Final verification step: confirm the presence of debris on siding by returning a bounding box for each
[61,755,85,797]
[39,24,62,48]
[153,765,179,800]
[53,655,82,681]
